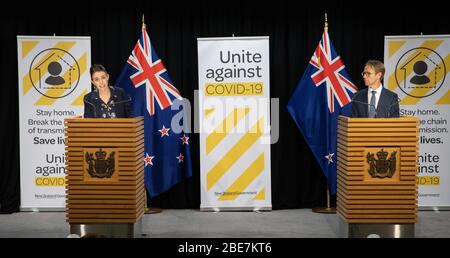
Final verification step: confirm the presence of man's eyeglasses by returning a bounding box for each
[361,72,375,77]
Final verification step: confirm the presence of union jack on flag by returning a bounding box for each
[116,23,192,197]
[287,29,357,195]
[309,31,358,112]
[126,24,182,116]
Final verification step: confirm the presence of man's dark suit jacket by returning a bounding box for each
[350,87,400,118]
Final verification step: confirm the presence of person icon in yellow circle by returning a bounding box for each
[45,61,65,85]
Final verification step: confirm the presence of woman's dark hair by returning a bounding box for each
[89,64,108,78]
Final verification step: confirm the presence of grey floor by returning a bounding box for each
[0,209,449,238]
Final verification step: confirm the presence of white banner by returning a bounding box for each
[384,35,450,208]
[17,36,91,210]
[198,37,272,211]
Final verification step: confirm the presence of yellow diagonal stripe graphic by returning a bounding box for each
[71,89,88,106]
[218,153,265,201]
[35,53,87,105]
[436,89,450,104]
[207,117,264,190]
[206,108,250,155]
[387,40,443,91]
[401,53,450,105]
[22,41,77,95]
[253,188,265,201]
[204,108,215,119]
[388,41,406,59]
[22,41,39,58]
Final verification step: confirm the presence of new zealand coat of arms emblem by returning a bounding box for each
[366,148,397,178]
[85,148,115,178]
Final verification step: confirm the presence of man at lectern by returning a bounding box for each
[83,64,132,118]
[351,60,400,118]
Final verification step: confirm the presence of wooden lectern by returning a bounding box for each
[64,117,145,237]
[337,116,419,237]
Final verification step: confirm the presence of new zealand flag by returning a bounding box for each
[116,23,192,197]
[287,30,357,194]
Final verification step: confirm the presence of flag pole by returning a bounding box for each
[144,190,162,214]
[142,14,147,32]
[142,14,145,29]
[141,13,162,215]
[312,187,336,214]
[312,13,336,214]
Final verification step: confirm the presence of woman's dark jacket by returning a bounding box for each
[83,86,132,118]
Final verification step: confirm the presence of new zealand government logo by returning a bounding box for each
[366,149,397,178]
[85,148,115,178]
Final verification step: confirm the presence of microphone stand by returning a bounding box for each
[386,97,401,118]
[84,99,97,118]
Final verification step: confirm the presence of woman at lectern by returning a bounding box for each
[83,64,132,118]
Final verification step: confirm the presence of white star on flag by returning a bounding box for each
[144,153,154,167]
[158,125,170,137]
[176,153,184,163]
[180,134,189,145]
[325,153,334,164]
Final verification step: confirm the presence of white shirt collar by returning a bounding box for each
[368,84,383,108]
[369,84,383,95]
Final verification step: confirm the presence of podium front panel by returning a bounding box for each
[337,116,419,224]
[64,117,145,224]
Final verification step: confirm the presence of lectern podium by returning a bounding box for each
[64,117,145,237]
[337,116,419,238]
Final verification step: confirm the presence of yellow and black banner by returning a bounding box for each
[384,35,450,207]
[198,37,271,211]
[17,36,91,210]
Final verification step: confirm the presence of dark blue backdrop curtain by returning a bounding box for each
[1,0,449,212]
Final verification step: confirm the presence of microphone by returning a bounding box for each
[114,96,132,104]
[113,95,133,118]
[350,95,377,118]
[384,96,401,118]
[84,99,97,118]
[353,95,400,118]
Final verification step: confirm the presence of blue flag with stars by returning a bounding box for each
[116,23,192,197]
[287,30,357,194]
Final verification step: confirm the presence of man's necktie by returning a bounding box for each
[369,90,376,118]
